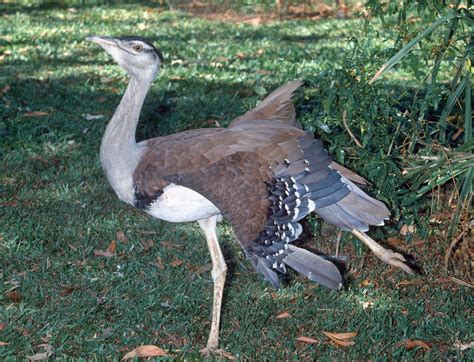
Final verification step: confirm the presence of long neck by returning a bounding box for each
[100,76,152,204]
[101,76,150,152]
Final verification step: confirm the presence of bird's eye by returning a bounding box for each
[133,44,143,52]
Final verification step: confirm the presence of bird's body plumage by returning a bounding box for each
[130,82,389,287]
[86,35,413,353]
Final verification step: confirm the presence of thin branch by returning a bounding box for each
[342,110,363,148]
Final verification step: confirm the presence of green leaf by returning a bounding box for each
[464,70,472,144]
[369,12,458,84]
[438,76,467,142]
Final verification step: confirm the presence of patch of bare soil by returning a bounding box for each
[175,1,365,25]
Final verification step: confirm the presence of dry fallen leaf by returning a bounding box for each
[93,240,116,258]
[323,331,357,347]
[149,257,164,270]
[160,240,174,249]
[142,239,155,252]
[396,280,423,288]
[24,111,49,117]
[402,339,432,350]
[15,327,31,336]
[296,336,318,344]
[0,322,6,331]
[116,230,128,243]
[0,342,9,346]
[170,258,183,267]
[359,279,372,287]
[60,285,80,297]
[400,224,416,236]
[5,290,22,302]
[122,345,167,359]
[276,311,292,319]
[386,237,403,247]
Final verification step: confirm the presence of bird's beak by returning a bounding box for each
[85,35,117,47]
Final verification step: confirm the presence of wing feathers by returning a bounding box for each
[283,245,342,290]
[230,81,303,128]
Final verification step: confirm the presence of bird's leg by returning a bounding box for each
[351,229,414,274]
[198,215,227,355]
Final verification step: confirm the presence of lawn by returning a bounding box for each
[1,2,472,359]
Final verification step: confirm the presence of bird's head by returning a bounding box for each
[86,35,163,81]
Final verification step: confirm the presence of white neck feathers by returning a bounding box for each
[99,76,152,204]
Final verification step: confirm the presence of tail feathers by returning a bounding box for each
[230,80,303,128]
[315,183,390,232]
[252,255,281,289]
[330,162,370,187]
[283,245,343,290]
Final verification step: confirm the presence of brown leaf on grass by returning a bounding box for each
[170,258,183,267]
[296,336,318,344]
[15,327,31,336]
[5,290,22,302]
[160,240,174,249]
[142,239,155,252]
[398,339,432,351]
[396,280,423,288]
[0,342,9,346]
[323,331,357,347]
[149,257,164,270]
[121,345,167,360]
[116,230,128,243]
[235,52,246,59]
[359,279,372,287]
[386,237,403,247]
[276,311,292,319]
[93,240,116,257]
[400,224,416,236]
[24,111,49,117]
[0,322,6,331]
[40,333,52,343]
[60,285,81,296]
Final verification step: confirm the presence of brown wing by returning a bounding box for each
[165,152,273,243]
[229,81,302,129]
[134,122,305,243]
[134,121,388,289]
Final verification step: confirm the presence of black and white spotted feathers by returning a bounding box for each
[248,131,389,289]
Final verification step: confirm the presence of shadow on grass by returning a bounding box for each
[1,0,169,14]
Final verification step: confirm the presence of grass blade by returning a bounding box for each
[464,70,472,144]
[438,76,467,142]
[369,12,457,84]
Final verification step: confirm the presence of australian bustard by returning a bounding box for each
[86,35,413,354]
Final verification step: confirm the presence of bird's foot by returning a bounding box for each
[351,229,415,275]
[200,347,236,359]
[372,247,414,275]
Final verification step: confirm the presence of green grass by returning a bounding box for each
[1,2,472,360]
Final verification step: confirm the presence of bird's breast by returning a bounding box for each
[146,184,221,222]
